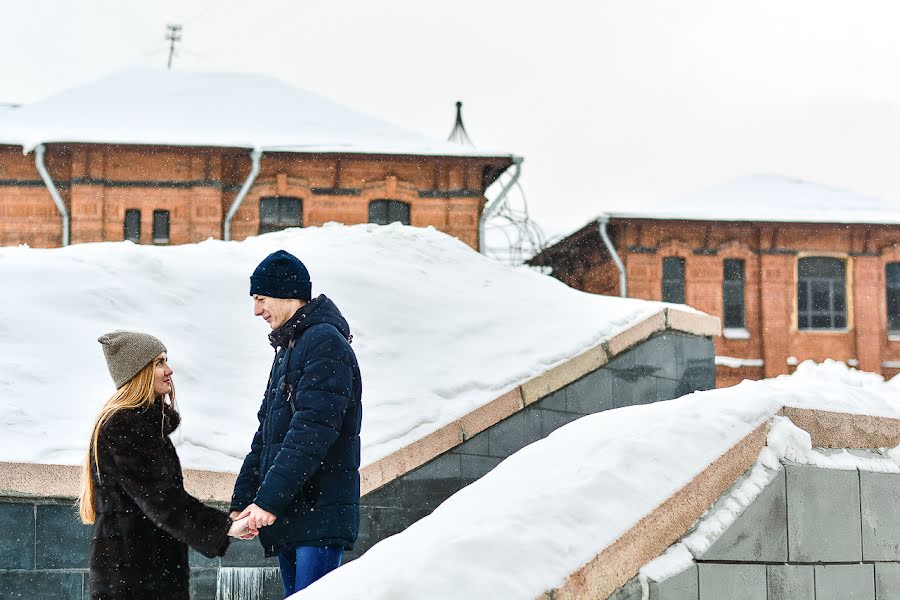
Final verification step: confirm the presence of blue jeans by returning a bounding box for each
[277,545,344,596]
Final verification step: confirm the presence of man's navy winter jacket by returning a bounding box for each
[230,295,362,556]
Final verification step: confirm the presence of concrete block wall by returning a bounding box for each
[351,331,715,559]
[615,453,900,600]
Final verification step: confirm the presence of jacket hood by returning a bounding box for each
[269,294,351,349]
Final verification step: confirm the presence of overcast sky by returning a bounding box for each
[5,0,900,239]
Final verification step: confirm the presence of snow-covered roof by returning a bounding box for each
[0,70,512,158]
[296,362,900,600]
[604,174,900,225]
[0,223,672,471]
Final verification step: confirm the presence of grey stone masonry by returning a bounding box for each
[353,331,715,559]
[613,453,900,600]
[0,498,282,600]
[700,469,787,562]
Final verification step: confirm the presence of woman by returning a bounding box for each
[79,330,250,600]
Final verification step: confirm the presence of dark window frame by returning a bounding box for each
[259,196,304,234]
[368,199,411,226]
[662,257,686,304]
[124,209,141,243]
[723,258,746,330]
[797,256,847,331]
[887,262,900,335]
[152,209,170,244]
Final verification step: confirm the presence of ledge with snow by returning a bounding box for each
[0,223,719,599]
[290,361,900,600]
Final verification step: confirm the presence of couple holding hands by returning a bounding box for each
[78,250,363,600]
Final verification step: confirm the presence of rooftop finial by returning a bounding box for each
[447,100,474,147]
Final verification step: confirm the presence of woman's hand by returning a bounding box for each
[227,516,256,539]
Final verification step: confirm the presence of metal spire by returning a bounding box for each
[447,101,475,147]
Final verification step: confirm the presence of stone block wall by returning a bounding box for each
[0,498,284,600]
[614,454,900,600]
[351,331,715,559]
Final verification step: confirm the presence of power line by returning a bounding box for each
[165,24,183,70]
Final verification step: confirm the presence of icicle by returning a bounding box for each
[216,567,280,600]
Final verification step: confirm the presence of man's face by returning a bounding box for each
[152,352,173,397]
[254,295,305,330]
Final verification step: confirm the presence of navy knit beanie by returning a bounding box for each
[249,250,312,300]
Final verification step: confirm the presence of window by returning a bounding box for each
[723,259,745,329]
[888,263,900,334]
[124,209,141,243]
[152,210,170,244]
[662,257,686,304]
[259,197,303,234]
[797,257,846,330]
[368,200,410,226]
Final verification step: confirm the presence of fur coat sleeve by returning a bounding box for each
[99,408,232,558]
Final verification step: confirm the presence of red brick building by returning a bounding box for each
[529,175,900,386]
[0,70,516,249]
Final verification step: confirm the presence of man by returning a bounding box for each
[230,249,362,596]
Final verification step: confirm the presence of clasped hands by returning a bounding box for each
[227,503,277,540]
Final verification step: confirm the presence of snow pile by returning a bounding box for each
[604,173,900,225]
[0,223,668,470]
[0,69,509,158]
[293,362,899,600]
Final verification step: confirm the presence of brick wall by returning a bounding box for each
[544,219,900,385]
[0,145,509,250]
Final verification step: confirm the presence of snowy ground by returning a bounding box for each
[293,361,899,600]
[0,223,669,470]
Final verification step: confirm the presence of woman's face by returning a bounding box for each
[152,352,174,397]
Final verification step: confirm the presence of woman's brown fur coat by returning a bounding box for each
[89,400,231,600]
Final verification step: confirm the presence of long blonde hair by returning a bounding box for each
[78,360,176,524]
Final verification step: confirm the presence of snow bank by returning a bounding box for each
[0,223,667,470]
[294,362,899,600]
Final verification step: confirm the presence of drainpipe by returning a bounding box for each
[597,216,627,297]
[479,155,523,254]
[34,144,70,246]
[224,148,263,241]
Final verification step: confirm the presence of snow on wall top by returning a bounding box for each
[0,223,668,471]
[294,361,900,600]
[0,69,511,158]
[605,173,900,225]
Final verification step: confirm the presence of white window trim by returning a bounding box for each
[723,328,751,340]
[715,356,764,368]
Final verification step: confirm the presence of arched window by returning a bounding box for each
[152,210,170,244]
[723,259,745,329]
[124,209,141,242]
[797,257,846,330]
[662,257,685,304]
[887,263,900,335]
[259,197,303,234]
[368,200,410,226]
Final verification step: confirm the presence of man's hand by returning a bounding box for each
[238,503,277,533]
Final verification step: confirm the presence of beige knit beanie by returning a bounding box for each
[98,330,167,389]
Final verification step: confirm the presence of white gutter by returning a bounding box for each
[479,155,523,254]
[597,216,626,297]
[34,144,69,246]
[224,148,263,241]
